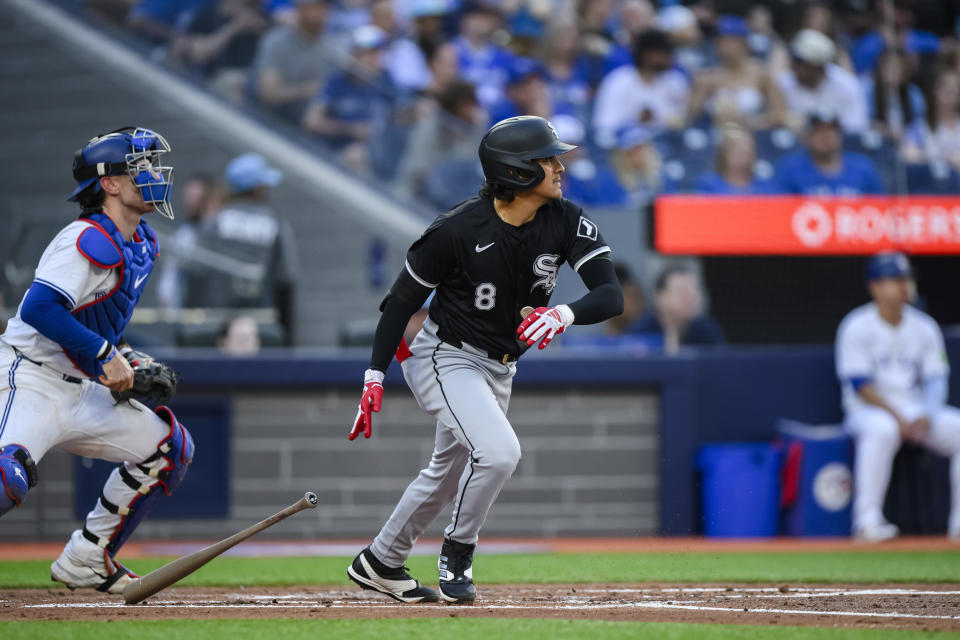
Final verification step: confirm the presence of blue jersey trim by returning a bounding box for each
[33,278,77,309]
[0,355,22,440]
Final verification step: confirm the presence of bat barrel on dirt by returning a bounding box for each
[122,491,319,605]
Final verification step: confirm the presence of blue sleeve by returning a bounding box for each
[20,282,108,359]
[924,375,948,416]
[849,376,871,392]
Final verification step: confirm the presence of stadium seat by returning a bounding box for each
[904,161,960,194]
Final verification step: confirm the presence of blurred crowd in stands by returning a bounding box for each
[60,0,960,351]
[81,0,960,209]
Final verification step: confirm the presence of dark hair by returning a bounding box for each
[437,79,478,115]
[873,49,914,129]
[76,185,106,217]
[632,29,673,66]
[479,181,516,202]
[655,264,694,292]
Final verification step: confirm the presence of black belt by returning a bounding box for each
[11,346,85,384]
[436,328,518,364]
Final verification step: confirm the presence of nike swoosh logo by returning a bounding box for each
[134,273,148,289]
[475,242,495,253]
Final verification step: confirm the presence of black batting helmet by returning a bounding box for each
[478,116,577,190]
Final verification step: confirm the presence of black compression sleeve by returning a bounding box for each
[566,257,624,325]
[369,269,433,372]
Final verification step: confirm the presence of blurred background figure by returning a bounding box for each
[606,125,665,210]
[902,69,960,173]
[593,29,690,146]
[695,125,773,195]
[633,264,724,354]
[302,25,396,177]
[252,0,341,125]
[157,172,223,311]
[835,252,960,541]
[776,29,868,133]
[685,15,786,130]
[394,79,487,203]
[167,0,269,101]
[488,57,553,123]
[861,47,925,142]
[186,153,298,345]
[774,111,885,195]
[126,0,209,46]
[536,20,594,127]
[654,4,708,77]
[217,315,262,355]
[452,2,514,111]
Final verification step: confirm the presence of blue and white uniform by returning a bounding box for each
[836,302,960,538]
[0,127,192,593]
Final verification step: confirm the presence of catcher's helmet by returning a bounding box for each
[866,251,912,282]
[68,127,174,219]
[478,116,577,190]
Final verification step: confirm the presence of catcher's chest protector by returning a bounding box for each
[66,213,158,377]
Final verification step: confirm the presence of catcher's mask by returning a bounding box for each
[68,126,175,220]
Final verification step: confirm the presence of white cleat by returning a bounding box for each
[853,521,900,542]
[50,530,135,594]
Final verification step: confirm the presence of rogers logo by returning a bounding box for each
[792,202,833,247]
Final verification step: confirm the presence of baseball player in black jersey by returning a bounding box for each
[346,116,624,604]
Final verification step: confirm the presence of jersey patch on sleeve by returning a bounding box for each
[76,226,122,269]
[577,216,598,241]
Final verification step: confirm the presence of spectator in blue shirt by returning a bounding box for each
[487,57,552,125]
[774,111,886,196]
[847,1,940,76]
[537,20,595,125]
[127,0,212,44]
[695,125,774,195]
[452,3,515,111]
[303,25,396,175]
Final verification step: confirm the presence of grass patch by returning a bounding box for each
[1,619,957,640]
[2,551,959,589]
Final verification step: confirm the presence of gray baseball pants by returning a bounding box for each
[370,317,520,568]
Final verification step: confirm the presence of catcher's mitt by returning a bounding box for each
[110,347,180,405]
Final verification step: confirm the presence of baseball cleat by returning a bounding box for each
[438,537,476,604]
[50,531,136,594]
[347,547,439,603]
[853,521,899,542]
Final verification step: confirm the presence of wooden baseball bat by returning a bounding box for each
[520,306,534,319]
[122,491,318,605]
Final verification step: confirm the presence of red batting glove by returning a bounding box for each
[349,368,385,440]
[516,304,574,350]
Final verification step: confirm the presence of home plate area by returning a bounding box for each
[4,584,960,630]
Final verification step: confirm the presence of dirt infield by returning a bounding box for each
[3,583,959,631]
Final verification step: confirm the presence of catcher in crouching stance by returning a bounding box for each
[0,127,193,595]
[346,116,624,604]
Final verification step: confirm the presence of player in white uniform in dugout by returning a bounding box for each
[836,252,960,541]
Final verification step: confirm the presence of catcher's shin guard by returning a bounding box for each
[81,407,194,557]
[0,444,38,516]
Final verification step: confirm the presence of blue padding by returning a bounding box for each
[104,407,194,555]
[0,445,32,516]
[77,226,122,269]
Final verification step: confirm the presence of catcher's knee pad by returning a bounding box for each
[84,408,194,555]
[0,444,38,517]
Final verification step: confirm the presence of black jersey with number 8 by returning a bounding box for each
[404,196,611,359]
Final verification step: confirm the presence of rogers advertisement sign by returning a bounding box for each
[655,195,960,255]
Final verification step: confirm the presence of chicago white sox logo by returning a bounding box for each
[531,253,560,294]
